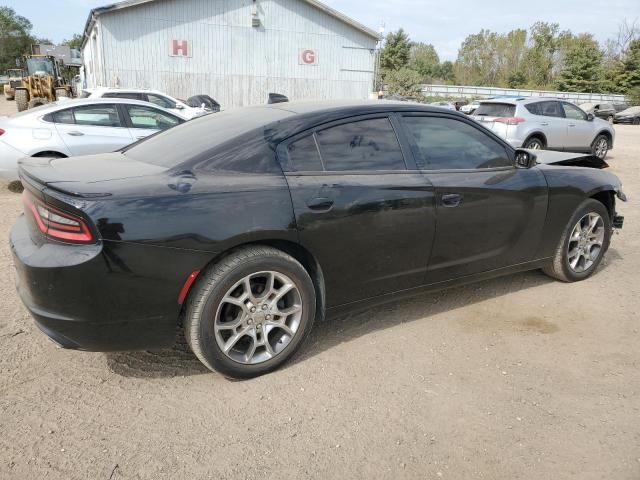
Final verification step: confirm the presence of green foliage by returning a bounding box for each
[555,34,604,92]
[63,34,84,50]
[385,68,423,97]
[615,39,640,93]
[0,7,34,72]
[409,43,440,80]
[380,29,412,73]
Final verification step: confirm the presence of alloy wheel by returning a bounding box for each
[567,212,605,273]
[214,271,303,364]
[526,139,543,150]
[594,138,608,159]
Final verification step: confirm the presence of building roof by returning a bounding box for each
[81,0,381,49]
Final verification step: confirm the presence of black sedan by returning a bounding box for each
[10,101,626,378]
[613,106,640,125]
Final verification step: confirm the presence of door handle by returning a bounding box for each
[136,135,147,139]
[67,131,84,136]
[539,122,549,126]
[441,193,462,208]
[306,197,334,211]
[568,123,576,127]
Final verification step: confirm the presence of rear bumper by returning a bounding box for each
[9,214,209,351]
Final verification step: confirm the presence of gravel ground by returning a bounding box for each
[1,96,639,479]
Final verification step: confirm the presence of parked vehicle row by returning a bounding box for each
[471,97,615,159]
[0,98,186,181]
[10,101,625,378]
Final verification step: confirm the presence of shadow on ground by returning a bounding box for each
[105,248,622,379]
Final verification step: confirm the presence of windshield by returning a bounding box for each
[474,103,516,117]
[26,58,54,76]
[123,106,294,167]
[620,106,640,114]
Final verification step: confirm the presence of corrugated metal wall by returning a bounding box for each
[90,0,377,107]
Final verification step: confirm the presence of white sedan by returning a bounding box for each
[87,87,208,119]
[0,98,186,181]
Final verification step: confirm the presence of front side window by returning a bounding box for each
[538,101,564,118]
[146,94,175,109]
[315,118,405,171]
[401,116,511,170]
[562,103,587,121]
[125,105,181,130]
[72,105,122,127]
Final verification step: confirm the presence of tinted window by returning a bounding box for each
[103,92,142,100]
[562,103,587,121]
[73,105,122,127]
[315,118,405,171]
[524,103,542,115]
[474,103,516,117]
[43,108,74,124]
[286,135,323,171]
[401,116,511,170]
[126,105,181,130]
[147,94,175,109]
[538,101,564,118]
[123,106,293,167]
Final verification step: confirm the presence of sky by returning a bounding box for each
[4,0,640,59]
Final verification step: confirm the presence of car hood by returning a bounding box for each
[532,150,609,169]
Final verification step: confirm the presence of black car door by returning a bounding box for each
[278,115,437,307]
[398,113,548,284]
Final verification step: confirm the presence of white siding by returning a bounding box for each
[90,0,377,107]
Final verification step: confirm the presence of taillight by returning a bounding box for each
[494,117,526,125]
[0,128,5,136]
[23,190,93,243]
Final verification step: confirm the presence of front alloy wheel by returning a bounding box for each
[592,135,609,160]
[566,213,605,273]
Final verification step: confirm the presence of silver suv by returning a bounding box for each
[472,97,615,159]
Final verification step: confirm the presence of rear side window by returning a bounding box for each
[401,116,511,170]
[52,109,75,124]
[474,103,516,117]
[73,105,122,127]
[285,135,323,171]
[524,103,541,115]
[538,101,564,118]
[315,118,405,171]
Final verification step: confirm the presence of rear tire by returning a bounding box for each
[15,89,28,112]
[55,88,68,99]
[523,136,545,150]
[28,97,48,109]
[633,118,640,126]
[185,246,316,378]
[543,199,611,282]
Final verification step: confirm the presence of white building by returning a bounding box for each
[81,0,380,107]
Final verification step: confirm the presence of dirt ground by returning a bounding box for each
[0,95,639,480]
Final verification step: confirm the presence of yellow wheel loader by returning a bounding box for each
[14,55,72,112]
[3,69,24,100]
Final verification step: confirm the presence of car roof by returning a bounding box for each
[479,96,576,106]
[92,87,169,96]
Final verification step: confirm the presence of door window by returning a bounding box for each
[401,116,511,170]
[146,94,175,109]
[315,118,405,171]
[285,135,323,171]
[52,109,75,124]
[72,105,122,127]
[538,101,564,118]
[562,103,587,121]
[125,105,181,130]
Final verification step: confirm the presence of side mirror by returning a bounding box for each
[587,113,594,121]
[515,149,537,169]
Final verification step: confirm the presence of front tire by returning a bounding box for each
[28,97,49,109]
[15,89,28,112]
[185,246,316,378]
[543,199,611,282]
[591,134,609,160]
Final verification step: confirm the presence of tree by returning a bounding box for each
[385,67,423,97]
[614,39,640,93]
[380,29,412,73]
[555,34,604,92]
[435,61,455,83]
[521,22,562,87]
[63,34,83,50]
[409,42,439,81]
[0,7,34,71]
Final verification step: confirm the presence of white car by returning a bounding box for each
[87,87,207,119]
[0,98,186,181]
[461,100,481,115]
